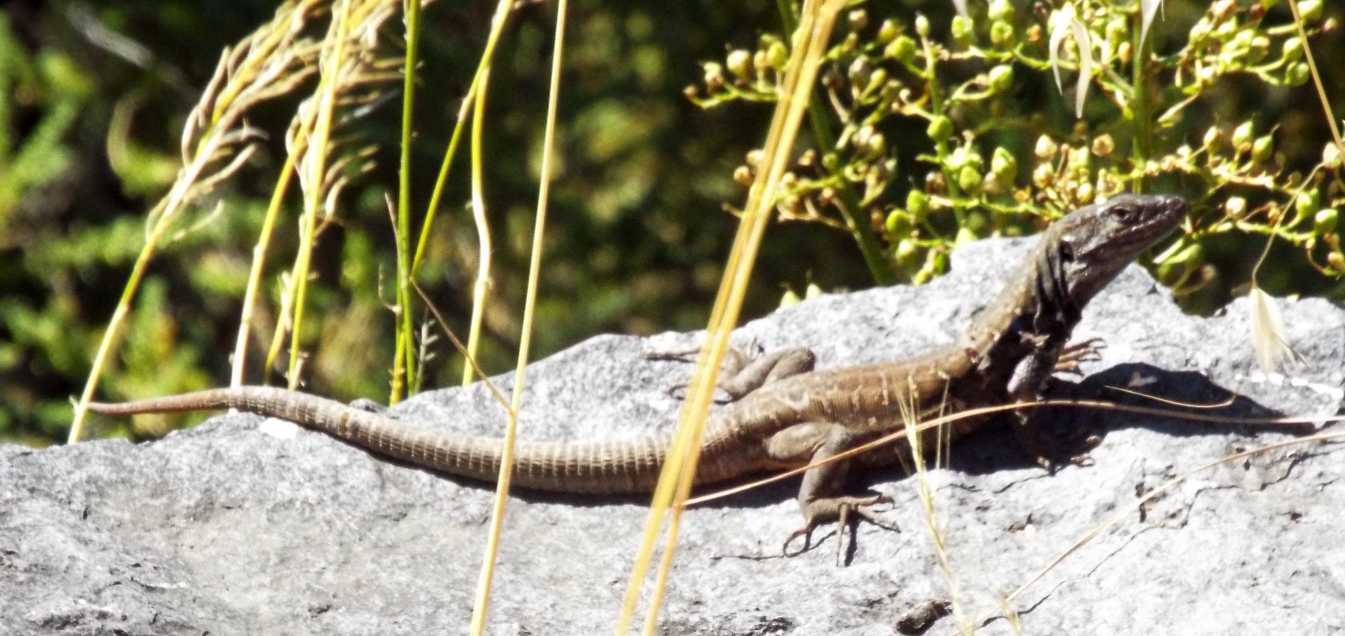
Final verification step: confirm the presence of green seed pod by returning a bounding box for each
[947,145,982,171]
[1232,120,1255,151]
[1166,241,1204,265]
[966,211,988,234]
[1329,251,1345,271]
[981,171,1004,195]
[1156,242,1203,284]
[958,165,983,193]
[1300,0,1323,23]
[1287,62,1310,87]
[703,62,725,90]
[1203,126,1221,148]
[906,189,930,222]
[1315,207,1339,234]
[1230,30,1254,51]
[989,0,1013,22]
[1252,135,1274,163]
[1282,36,1303,63]
[1032,163,1054,188]
[1034,135,1058,160]
[1324,141,1343,169]
[895,238,920,269]
[916,14,931,38]
[726,50,752,80]
[991,146,1017,184]
[988,64,1014,93]
[878,19,900,44]
[886,35,917,64]
[951,16,974,45]
[1106,17,1127,44]
[1091,134,1115,157]
[848,57,871,86]
[1296,190,1321,217]
[866,132,887,157]
[955,226,978,245]
[864,68,888,97]
[990,20,1014,47]
[1075,181,1094,203]
[1067,145,1091,172]
[853,125,873,151]
[767,41,789,70]
[927,115,954,143]
[1225,196,1248,219]
[885,208,910,235]
[753,50,770,73]
[848,8,869,32]
[1247,35,1270,63]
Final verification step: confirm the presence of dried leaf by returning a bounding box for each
[1139,0,1164,51]
[1070,16,1093,118]
[1048,5,1072,94]
[1249,287,1296,372]
[1048,4,1094,118]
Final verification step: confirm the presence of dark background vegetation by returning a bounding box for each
[1,0,1341,445]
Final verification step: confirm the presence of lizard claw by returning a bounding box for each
[781,494,897,560]
[1052,337,1106,377]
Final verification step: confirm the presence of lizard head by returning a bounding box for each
[1053,193,1186,306]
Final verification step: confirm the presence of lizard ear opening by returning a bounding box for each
[1057,241,1075,262]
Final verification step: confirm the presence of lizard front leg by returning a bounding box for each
[1007,341,1101,470]
[1050,337,1105,377]
[767,422,896,556]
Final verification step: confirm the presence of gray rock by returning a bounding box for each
[4,237,1345,635]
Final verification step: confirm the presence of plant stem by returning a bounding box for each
[392,0,422,401]
[775,0,896,285]
[1131,12,1151,193]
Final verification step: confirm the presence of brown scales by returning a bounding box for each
[88,194,1187,538]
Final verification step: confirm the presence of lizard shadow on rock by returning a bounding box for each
[1075,362,1290,438]
[851,362,1297,486]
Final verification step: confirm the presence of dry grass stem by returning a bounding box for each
[72,0,334,442]
[469,1,568,630]
[617,1,847,632]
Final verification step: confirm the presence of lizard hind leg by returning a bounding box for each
[650,346,817,403]
[768,422,896,557]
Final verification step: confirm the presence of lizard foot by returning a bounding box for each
[895,598,953,635]
[782,494,897,561]
[1052,337,1106,377]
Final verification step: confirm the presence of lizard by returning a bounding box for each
[87,193,1186,541]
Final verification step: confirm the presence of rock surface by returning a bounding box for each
[4,237,1345,635]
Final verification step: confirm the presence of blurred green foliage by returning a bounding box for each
[695,0,1345,305]
[2,0,1342,445]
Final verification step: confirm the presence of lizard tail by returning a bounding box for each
[88,386,677,494]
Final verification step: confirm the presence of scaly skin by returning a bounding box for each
[88,194,1186,528]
